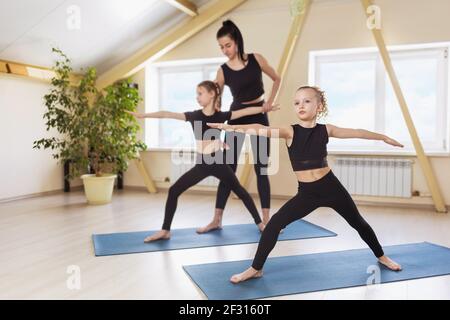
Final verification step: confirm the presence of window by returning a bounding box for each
[145,58,233,149]
[309,43,449,154]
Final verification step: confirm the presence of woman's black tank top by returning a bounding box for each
[221,53,265,103]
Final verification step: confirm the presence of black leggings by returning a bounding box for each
[252,170,384,270]
[215,100,271,210]
[162,162,262,230]
[215,131,271,210]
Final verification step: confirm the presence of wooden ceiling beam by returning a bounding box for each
[165,0,198,17]
[96,0,247,89]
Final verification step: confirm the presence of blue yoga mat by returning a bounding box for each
[183,242,450,300]
[92,220,336,256]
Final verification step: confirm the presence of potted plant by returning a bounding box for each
[33,48,146,205]
[81,79,147,204]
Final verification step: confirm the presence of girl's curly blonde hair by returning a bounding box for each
[296,85,329,119]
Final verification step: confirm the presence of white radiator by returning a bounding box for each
[170,151,219,187]
[333,157,413,198]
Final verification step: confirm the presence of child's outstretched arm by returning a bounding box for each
[326,124,404,148]
[207,122,292,140]
[125,110,186,121]
[229,104,279,121]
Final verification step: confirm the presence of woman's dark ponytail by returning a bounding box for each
[216,19,246,62]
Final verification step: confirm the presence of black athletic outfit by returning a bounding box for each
[161,109,262,231]
[216,53,271,210]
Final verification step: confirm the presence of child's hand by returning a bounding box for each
[125,110,145,119]
[262,102,280,113]
[217,140,230,151]
[207,123,232,130]
[383,136,404,148]
[202,140,230,154]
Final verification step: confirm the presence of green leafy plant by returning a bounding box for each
[33,48,147,179]
[87,79,147,176]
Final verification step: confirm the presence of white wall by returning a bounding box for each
[0,74,80,201]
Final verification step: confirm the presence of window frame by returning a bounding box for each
[145,57,227,151]
[309,42,450,156]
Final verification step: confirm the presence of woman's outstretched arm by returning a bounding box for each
[207,122,292,140]
[229,104,279,120]
[126,110,186,121]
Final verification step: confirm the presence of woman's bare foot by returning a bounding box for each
[230,267,263,284]
[144,230,170,243]
[378,255,402,271]
[196,221,222,234]
[257,222,266,232]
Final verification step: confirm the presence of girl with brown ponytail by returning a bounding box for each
[126,80,279,242]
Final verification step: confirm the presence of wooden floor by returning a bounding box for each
[1,189,449,300]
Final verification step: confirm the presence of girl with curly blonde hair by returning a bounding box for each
[208,86,404,283]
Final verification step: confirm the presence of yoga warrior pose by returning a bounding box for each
[208,86,403,283]
[197,20,282,234]
[127,80,278,243]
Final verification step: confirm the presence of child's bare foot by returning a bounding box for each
[230,267,263,284]
[144,230,170,243]
[378,255,402,271]
[196,221,222,234]
[257,222,266,232]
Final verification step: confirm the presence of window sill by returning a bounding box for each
[146,147,196,153]
[145,147,250,155]
[145,147,450,157]
[327,149,450,158]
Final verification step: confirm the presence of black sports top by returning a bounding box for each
[287,123,329,171]
[184,109,232,140]
[221,53,265,103]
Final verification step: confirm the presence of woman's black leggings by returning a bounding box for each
[215,101,271,210]
[162,162,262,231]
[252,170,384,270]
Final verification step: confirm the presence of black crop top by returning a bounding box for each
[287,124,329,171]
[221,53,265,103]
[184,109,232,140]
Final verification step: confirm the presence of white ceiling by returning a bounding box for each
[0,0,211,74]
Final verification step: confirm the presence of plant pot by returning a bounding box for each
[81,174,117,205]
